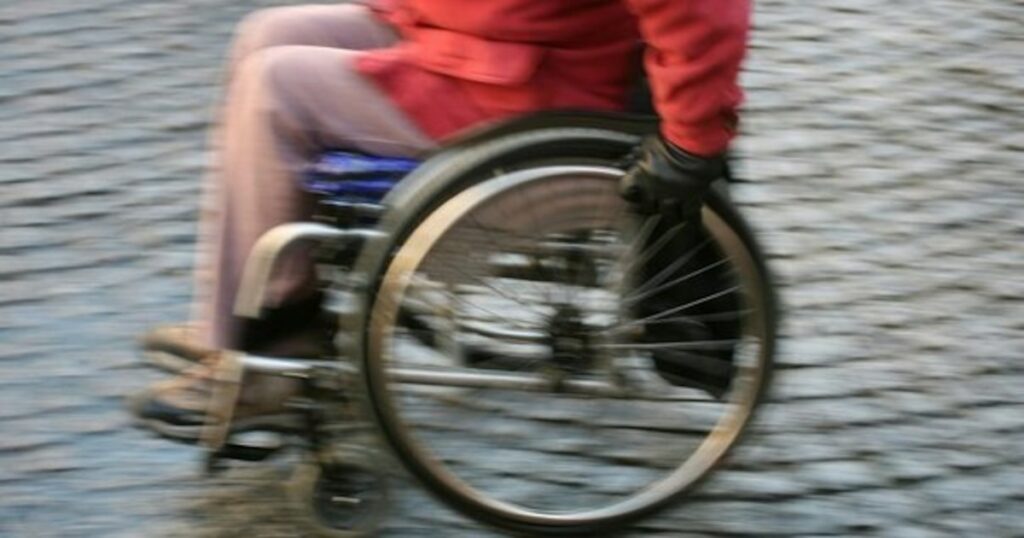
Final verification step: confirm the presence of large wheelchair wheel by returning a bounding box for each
[348,124,778,535]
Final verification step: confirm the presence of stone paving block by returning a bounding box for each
[700,468,812,499]
[878,450,951,484]
[796,460,889,492]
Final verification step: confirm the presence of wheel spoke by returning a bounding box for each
[622,256,730,306]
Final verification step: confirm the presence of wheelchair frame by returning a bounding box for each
[203,112,777,537]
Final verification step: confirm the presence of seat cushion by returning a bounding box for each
[303,151,421,202]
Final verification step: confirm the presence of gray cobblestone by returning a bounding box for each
[1,0,1023,536]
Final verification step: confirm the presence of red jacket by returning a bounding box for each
[356,0,748,156]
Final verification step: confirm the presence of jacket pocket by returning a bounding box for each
[409,26,545,86]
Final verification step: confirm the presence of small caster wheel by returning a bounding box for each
[288,453,389,537]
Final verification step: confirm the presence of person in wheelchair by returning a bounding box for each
[132,0,749,443]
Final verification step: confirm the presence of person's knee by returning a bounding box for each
[233,4,365,54]
[233,7,297,53]
[237,46,320,101]
[232,46,341,132]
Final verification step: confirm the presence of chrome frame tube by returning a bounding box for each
[238,354,618,397]
[232,223,384,318]
[387,368,618,396]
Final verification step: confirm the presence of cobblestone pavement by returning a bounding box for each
[1,0,1022,536]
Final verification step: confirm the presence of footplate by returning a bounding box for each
[198,354,366,472]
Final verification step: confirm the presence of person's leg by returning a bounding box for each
[225,4,398,75]
[191,5,425,350]
[133,45,436,442]
[206,44,435,350]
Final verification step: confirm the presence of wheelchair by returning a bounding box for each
[202,111,779,536]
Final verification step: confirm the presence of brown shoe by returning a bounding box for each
[139,318,334,373]
[139,323,212,372]
[128,355,304,445]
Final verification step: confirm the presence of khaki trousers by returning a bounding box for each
[194,4,437,348]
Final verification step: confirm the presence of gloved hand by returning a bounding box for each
[619,136,724,219]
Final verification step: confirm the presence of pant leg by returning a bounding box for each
[226,4,398,75]
[196,10,437,349]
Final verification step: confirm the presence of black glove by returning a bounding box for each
[619,136,724,219]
